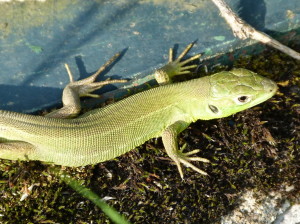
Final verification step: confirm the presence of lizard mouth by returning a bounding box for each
[263,78,278,93]
[262,78,278,99]
[248,78,278,109]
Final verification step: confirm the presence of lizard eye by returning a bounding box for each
[236,95,251,104]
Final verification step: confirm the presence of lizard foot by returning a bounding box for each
[64,51,127,98]
[154,42,201,85]
[173,143,210,179]
[46,52,127,118]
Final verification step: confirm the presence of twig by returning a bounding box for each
[211,0,300,60]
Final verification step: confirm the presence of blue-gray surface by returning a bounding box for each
[0,0,299,112]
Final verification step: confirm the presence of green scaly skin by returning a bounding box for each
[0,43,278,178]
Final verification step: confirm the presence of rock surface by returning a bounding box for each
[221,189,300,224]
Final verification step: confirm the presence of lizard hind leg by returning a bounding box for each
[46,52,127,119]
[0,141,36,161]
[154,41,202,85]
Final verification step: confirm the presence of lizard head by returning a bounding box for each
[206,68,278,118]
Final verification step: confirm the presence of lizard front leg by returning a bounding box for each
[46,52,127,119]
[156,43,209,178]
[162,121,210,179]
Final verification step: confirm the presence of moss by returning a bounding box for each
[0,44,299,223]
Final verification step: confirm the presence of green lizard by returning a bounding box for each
[0,43,278,178]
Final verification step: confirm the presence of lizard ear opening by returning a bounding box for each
[208,104,219,114]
